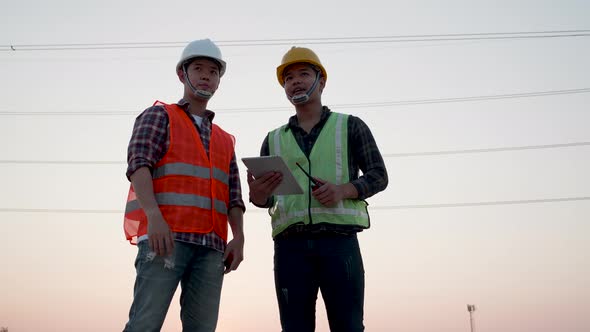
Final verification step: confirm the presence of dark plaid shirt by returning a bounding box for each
[255,106,388,238]
[127,99,245,252]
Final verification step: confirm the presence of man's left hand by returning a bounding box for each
[223,236,244,274]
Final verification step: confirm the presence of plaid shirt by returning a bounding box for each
[127,99,245,252]
[255,106,388,238]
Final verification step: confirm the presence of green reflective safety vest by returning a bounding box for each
[268,112,369,237]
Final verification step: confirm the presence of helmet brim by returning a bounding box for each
[176,56,227,77]
[276,60,327,86]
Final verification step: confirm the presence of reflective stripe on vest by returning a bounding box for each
[152,162,229,185]
[125,193,228,215]
[268,112,369,237]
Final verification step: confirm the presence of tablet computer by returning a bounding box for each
[242,155,304,195]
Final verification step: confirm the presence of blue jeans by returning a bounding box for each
[123,240,224,332]
[274,233,365,332]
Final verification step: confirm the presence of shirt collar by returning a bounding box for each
[178,98,216,122]
[285,106,331,132]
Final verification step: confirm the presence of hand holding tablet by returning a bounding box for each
[242,156,304,195]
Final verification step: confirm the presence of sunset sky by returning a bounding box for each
[1,1,589,331]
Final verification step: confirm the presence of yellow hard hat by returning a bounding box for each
[276,47,327,86]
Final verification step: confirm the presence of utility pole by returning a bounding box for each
[467,304,476,332]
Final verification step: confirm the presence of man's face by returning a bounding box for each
[180,58,221,95]
[282,63,324,99]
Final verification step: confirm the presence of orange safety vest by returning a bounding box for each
[124,101,235,244]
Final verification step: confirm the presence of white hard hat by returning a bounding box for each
[176,39,226,77]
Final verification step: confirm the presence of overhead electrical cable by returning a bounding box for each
[1,196,589,214]
[1,141,588,165]
[1,88,588,116]
[2,30,589,52]
[382,142,590,157]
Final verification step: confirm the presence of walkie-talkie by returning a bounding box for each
[295,162,322,190]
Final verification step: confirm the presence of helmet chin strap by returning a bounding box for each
[183,66,213,100]
[289,71,321,105]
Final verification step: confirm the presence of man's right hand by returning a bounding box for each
[147,211,175,256]
[247,171,282,206]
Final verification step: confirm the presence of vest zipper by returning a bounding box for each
[306,157,313,225]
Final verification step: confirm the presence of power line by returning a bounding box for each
[1,88,588,116]
[7,29,590,47]
[0,160,125,165]
[370,196,590,210]
[383,142,590,158]
[2,30,589,52]
[335,88,590,109]
[0,208,123,214]
[1,141,589,165]
[2,196,588,214]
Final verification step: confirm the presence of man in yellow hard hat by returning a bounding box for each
[247,47,388,331]
[123,39,245,332]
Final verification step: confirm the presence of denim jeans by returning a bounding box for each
[123,240,224,332]
[274,233,365,332]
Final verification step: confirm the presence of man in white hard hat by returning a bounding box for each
[122,39,245,332]
[247,47,388,331]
